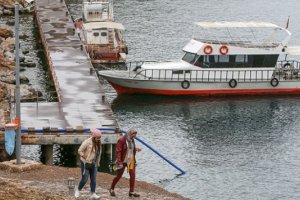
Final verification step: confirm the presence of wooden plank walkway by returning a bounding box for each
[20,0,119,145]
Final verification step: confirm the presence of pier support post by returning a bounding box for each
[75,145,81,166]
[104,144,116,161]
[41,145,53,165]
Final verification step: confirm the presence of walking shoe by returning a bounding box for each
[129,192,140,197]
[74,188,80,198]
[90,193,100,199]
[109,189,116,196]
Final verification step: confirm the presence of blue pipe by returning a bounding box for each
[20,127,186,174]
[134,136,186,175]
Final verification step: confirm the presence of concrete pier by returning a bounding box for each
[0,0,120,163]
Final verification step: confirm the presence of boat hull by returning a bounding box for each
[101,74,300,96]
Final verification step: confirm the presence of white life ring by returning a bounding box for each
[219,45,229,55]
[203,45,213,55]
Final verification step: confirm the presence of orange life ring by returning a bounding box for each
[219,45,229,55]
[203,45,213,55]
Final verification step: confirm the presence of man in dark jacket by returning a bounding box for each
[109,128,141,197]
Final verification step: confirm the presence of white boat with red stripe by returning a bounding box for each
[98,21,300,96]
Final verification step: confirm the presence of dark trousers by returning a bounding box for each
[111,164,136,192]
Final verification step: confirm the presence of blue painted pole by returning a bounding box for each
[134,136,186,175]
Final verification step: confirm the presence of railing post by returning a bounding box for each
[36,88,38,110]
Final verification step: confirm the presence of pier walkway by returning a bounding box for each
[18,0,119,150]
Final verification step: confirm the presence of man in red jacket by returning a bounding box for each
[109,128,141,197]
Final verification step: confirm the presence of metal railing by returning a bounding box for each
[124,60,300,83]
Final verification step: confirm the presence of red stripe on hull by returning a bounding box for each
[109,82,300,96]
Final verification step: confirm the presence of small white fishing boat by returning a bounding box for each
[75,0,127,63]
[98,21,300,96]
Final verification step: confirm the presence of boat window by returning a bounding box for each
[235,55,245,63]
[253,55,264,67]
[194,56,203,67]
[172,70,184,74]
[229,55,236,63]
[197,54,279,68]
[246,55,278,67]
[204,55,208,63]
[101,32,107,36]
[209,56,215,63]
[219,55,229,63]
[182,52,198,64]
[263,55,279,67]
[93,32,99,37]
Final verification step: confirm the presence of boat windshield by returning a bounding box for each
[182,52,199,64]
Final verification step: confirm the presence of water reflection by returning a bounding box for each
[111,94,300,199]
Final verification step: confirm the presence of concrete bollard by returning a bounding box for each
[28,127,35,133]
[67,177,75,195]
[42,127,50,132]
[50,127,58,133]
[66,126,73,133]
[76,126,84,133]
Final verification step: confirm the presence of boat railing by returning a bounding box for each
[133,67,300,82]
[124,60,300,82]
[276,60,300,69]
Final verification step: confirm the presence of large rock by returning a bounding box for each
[0,26,13,39]
[0,0,19,7]
[5,83,43,102]
[0,82,8,101]
[1,37,15,52]
[0,52,14,70]
[0,0,27,8]
[0,71,15,84]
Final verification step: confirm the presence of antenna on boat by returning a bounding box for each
[285,16,290,29]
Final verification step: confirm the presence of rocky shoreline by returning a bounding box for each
[0,0,41,128]
[0,163,189,200]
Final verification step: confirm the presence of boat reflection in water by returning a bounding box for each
[111,94,299,155]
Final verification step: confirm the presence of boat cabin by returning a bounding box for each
[182,22,291,69]
[182,53,279,68]
[83,0,113,22]
[82,22,125,46]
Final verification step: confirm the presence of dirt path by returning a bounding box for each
[0,165,189,200]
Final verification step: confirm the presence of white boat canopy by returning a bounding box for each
[195,22,280,29]
[83,22,125,30]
